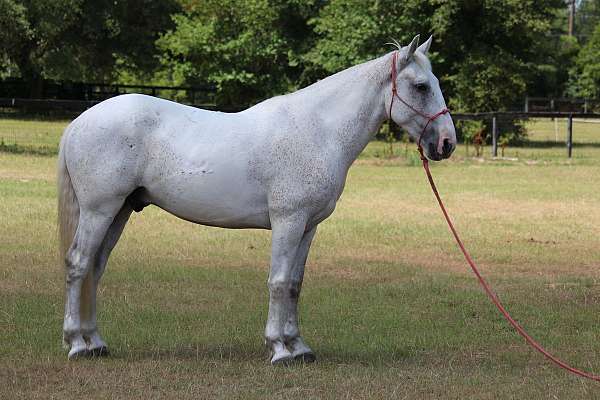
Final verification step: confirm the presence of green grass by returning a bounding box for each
[0,117,69,155]
[2,118,600,398]
[527,118,600,143]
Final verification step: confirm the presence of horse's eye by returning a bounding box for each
[415,83,429,92]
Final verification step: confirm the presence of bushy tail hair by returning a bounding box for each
[57,131,79,265]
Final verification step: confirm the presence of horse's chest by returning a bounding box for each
[248,135,349,221]
[268,157,345,217]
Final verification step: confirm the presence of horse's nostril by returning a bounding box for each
[442,138,454,155]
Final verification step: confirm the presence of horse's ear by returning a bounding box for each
[417,35,432,54]
[399,34,420,64]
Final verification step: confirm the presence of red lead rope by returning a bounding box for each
[418,147,600,382]
[389,51,600,382]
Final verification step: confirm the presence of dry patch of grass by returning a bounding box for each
[0,152,56,181]
[4,346,600,399]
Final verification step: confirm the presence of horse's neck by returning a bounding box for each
[287,54,392,165]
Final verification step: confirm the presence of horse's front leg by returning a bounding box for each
[265,212,308,365]
[284,226,317,362]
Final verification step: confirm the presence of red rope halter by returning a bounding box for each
[389,50,600,382]
[387,51,449,151]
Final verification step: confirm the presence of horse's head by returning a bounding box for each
[388,35,456,161]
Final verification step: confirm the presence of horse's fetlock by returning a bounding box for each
[80,324,96,337]
[62,326,78,342]
[283,328,299,342]
[265,331,284,345]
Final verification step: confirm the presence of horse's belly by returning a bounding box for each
[144,171,270,229]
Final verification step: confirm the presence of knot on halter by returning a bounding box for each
[387,51,450,157]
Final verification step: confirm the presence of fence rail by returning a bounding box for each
[0,98,100,112]
[453,111,600,158]
[523,96,600,113]
[0,78,215,105]
[0,97,239,114]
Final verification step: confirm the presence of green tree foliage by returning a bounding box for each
[568,23,600,98]
[576,0,600,42]
[303,1,434,76]
[157,0,320,107]
[0,1,30,78]
[304,0,563,143]
[0,0,179,94]
[1,0,583,114]
[428,0,563,112]
[159,0,564,111]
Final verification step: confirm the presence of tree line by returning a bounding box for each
[2,0,600,112]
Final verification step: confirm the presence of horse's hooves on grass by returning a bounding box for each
[68,348,92,360]
[89,346,110,357]
[271,354,294,366]
[294,352,316,363]
[68,346,109,359]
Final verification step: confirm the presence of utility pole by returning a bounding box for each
[568,0,576,36]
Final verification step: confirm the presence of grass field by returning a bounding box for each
[2,117,600,398]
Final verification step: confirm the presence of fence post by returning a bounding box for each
[491,115,498,157]
[524,96,528,112]
[567,113,573,158]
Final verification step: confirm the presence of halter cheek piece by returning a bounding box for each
[387,51,450,160]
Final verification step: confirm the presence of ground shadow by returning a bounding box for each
[108,340,424,366]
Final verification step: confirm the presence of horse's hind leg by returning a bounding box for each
[63,205,122,359]
[79,204,133,356]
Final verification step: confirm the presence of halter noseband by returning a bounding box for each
[388,51,450,160]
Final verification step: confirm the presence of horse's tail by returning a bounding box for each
[57,129,79,265]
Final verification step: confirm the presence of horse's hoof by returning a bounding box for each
[89,346,109,357]
[271,351,294,366]
[68,348,91,360]
[294,352,316,363]
[271,355,294,366]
